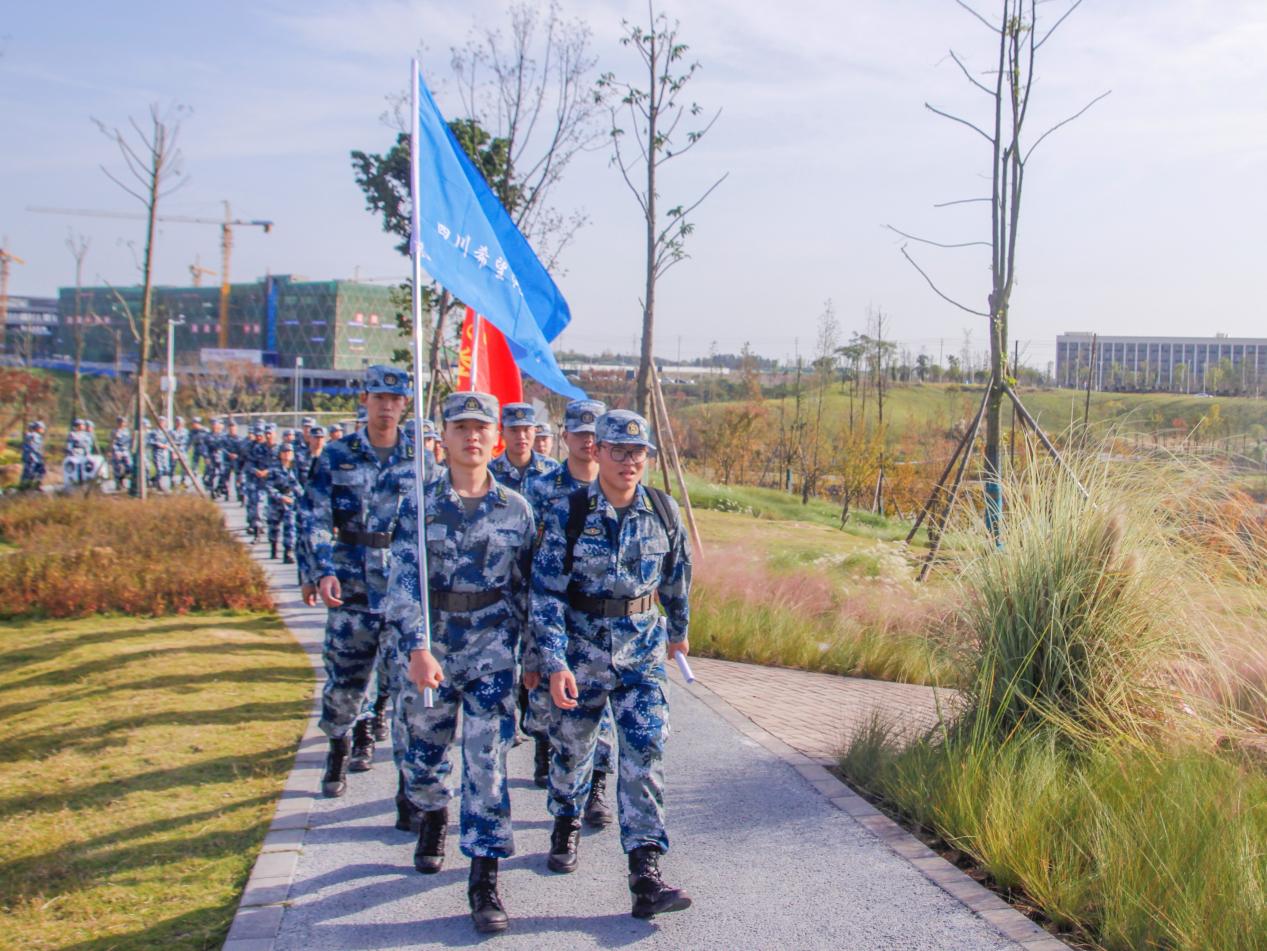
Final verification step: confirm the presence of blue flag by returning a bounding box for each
[410,67,584,399]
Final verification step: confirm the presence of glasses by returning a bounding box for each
[604,445,648,463]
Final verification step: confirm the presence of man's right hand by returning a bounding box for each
[301,583,318,607]
[550,669,579,710]
[318,575,343,607]
[408,649,445,691]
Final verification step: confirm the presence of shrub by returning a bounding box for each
[0,494,271,617]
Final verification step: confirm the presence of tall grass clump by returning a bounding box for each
[840,448,1267,951]
[0,493,272,617]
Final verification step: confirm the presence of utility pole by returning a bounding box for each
[165,315,185,430]
[294,355,303,412]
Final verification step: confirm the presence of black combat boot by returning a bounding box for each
[347,718,375,772]
[628,845,692,919]
[282,548,294,564]
[533,737,550,789]
[468,857,509,933]
[321,735,351,798]
[370,691,390,742]
[584,770,613,829]
[547,815,581,873]
[413,806,449,873]
[269,539,277,559]
[395,772,423,833]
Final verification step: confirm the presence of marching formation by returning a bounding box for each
[231,366,695,934]
[17,366,696,933]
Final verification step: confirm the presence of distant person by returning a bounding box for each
[110,416,132,492]
[20,421,46,491]
[266,442,301,563]
[534,420,554,458]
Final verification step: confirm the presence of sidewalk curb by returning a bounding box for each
[681,676,1071,951]
[221,504,326,951]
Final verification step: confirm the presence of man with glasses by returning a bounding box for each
[531,409,693,920]
[522,399,618,826]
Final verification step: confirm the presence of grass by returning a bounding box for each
[687,506,964,686]
[838,450,1267,950]
[0,494,271,617]
[685,473,917,541]
[0,612,312,950]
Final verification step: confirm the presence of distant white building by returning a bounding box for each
[1056,332,1267,394]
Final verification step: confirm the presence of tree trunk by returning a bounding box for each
[132,174,160,500]
[635,36,659,418]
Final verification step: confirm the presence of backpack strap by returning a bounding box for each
[562,486,591,576]
[643,486,681,564]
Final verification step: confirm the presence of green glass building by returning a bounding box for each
[55,276,404,371]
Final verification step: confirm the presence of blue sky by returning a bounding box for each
[3,1,1266,369]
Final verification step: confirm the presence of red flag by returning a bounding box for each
[457,307,523,408]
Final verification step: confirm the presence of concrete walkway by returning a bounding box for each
[219,500,1065,951]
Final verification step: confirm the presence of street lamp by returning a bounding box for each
[164,314,186,430]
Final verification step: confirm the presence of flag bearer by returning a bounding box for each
[386,391,535,934]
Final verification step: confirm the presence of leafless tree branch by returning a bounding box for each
[1024,89,1111,161]
[886,224,991,249]
[925,102,994,143]
[898,245,989,317]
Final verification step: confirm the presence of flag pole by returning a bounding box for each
[409,57,434,708]
[469,311,482,391]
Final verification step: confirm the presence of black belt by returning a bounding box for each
[336,527,392,549]
[568,591,657,618]
[430,588,504,613]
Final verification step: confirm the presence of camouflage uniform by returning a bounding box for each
[109,422,132,490]
[384,391,535,860]
[170,418,190,485]
[489,402,559,492]
[531,411,692,856]
[293,425,325,586]
[20,423,46,490]
[244,425,275,535]
[146,424,171,489]
[302,373,414,741]
[521,399,616,776]
[266,454,302,559]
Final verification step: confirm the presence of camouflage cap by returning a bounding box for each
[301,416,317,427]
[500,402,536,427]
[443,391,499,424]
[421,418,439,439]
[175,415,185,424]
[536,421,554,436]
[595,409,656,450]
[309,424,327,437]
[264,422,278,433]
[191,416,202,424]
[564,399,606,434]
[363,364,411,396]
[30,420,45,431]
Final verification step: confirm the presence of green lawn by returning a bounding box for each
[0,613,311,950]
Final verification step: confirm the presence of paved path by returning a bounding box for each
[219,500,1064,951]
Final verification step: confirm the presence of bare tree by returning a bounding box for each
[95,103,188,499]
[888,0,1107,529]
[66,231,90,421]
[599,2,726,416]
[450,0,605,271]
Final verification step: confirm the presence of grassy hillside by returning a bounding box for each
[697,383,1267,443]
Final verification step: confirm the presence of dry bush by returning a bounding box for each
[0,494,272,617]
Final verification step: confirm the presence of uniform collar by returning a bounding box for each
[586,479,651,517]
[438,468,509,508]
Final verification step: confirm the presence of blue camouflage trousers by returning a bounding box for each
[319,606,388,738]
[397,667,517,859]
[245,476,264,530]
[548,672,671,854]
[266,500,296,549]
[525,682,615,773]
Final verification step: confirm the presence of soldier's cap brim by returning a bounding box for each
[446,410,498,424]
[600,434,657,450]
[565,422,598,434]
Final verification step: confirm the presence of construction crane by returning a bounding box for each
[28,203,274,348]
[189,254,216,287]
[0,237,26,356]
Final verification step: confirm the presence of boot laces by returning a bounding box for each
[421,813,446,853]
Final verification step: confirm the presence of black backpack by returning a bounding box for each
[562,486,680,575]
